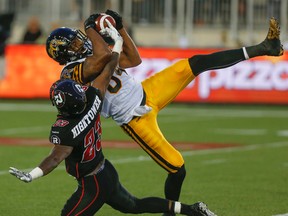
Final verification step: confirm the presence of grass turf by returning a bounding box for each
[0,100,288,215]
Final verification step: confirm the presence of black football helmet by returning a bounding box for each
[50,79,87,116]
[46,27,92,65]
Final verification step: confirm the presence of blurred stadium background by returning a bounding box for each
[0,0,288,103]
[1,0,288,48]
[0,1,288,215]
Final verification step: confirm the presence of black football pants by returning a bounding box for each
[61,159,172,215]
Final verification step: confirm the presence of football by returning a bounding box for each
[95,13,116,32]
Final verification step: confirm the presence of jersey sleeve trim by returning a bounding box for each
[72,63,84,84]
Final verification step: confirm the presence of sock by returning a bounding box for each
[172,201,196,215]
[188,48,245,76]
[173,201,181,214]
[245,43,266,58]
[165,165,186,201]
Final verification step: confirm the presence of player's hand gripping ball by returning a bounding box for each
[95,13,116,32]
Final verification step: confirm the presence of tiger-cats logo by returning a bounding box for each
[48,39,67,58]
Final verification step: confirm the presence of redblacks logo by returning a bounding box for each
[53,120,69,127]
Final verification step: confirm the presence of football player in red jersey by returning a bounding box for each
[45,10,283,216]
[9,20,217,216]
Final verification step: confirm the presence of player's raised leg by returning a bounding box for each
[189,17,283,77]
[163,17,283,216]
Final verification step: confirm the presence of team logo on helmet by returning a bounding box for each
[48,39,67,58]
[53,90,65,108]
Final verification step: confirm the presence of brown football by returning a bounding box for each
[95,13,116,32]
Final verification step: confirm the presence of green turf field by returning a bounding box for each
[0,100,288,216]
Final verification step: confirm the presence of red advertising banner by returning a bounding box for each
[0,45,61,98]
[0,45,288,104]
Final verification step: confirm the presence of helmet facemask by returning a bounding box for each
[67,30,92,62]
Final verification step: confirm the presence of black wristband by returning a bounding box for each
[105,9,123,30]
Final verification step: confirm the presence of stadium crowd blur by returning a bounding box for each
[0,0,285,79]
[0,0,285,56]
[21,16,44,44]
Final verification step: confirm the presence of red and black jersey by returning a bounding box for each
[49,86,104,179]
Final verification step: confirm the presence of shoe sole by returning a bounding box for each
[267,17,280,40]
[267,17,284,56]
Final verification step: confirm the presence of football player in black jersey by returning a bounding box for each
[9,84,217,216]
[9,19,217,216]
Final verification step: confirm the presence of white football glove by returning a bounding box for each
[9,167,32,183]
[100,20,123,43]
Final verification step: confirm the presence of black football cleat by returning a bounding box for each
[188,202,217,216]
[262,17,284,56]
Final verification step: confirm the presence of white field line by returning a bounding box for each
[1,124,284,137]
[1,102,288,118]
[277,130,288,137]
[160,107,288,118]
[0,126,49,135]
[0,103,55,112]
[202,158,226,165]
[0,122,117,136]
[273,214,288,216]
[1,103,288,136]
[214,128,267,135]
[2,125,283,137]
[2,140,288,176]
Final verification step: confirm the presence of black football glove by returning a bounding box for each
[105,9,123,30]
[84,13,101,30]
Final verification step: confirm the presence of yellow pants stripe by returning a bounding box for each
[121,123,181,173]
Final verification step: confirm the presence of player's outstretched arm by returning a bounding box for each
[105,9,142,69]
[9,144,73,183]
[92,20,123,97]
[82,15,113,83]
[117,27,142,68]
[189,17,283,76]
